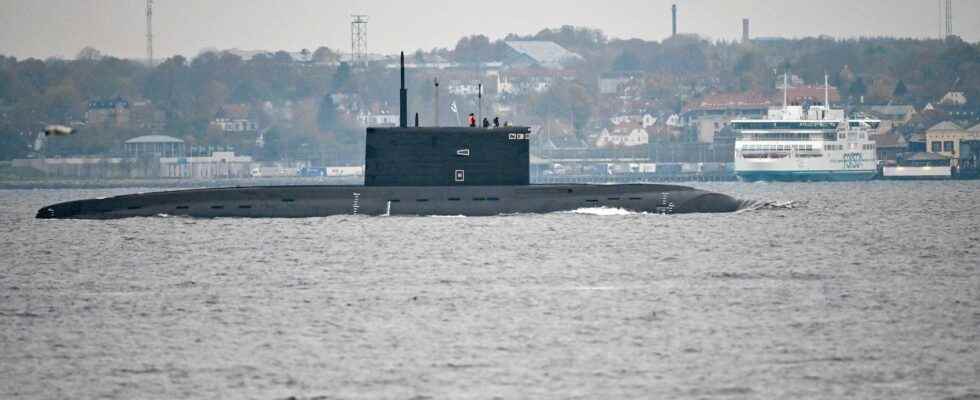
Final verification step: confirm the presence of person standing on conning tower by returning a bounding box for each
[482,118,490,128]
[467,113,476,127]
[493,117,500,128]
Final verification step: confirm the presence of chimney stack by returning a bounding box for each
[671,4,677,37]
[742,18,750,42]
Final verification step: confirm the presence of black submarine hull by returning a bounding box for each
[36,184,738,219]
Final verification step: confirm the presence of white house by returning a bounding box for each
[596,116,652,148]
[447,81,482,96]
[211,118,258,132]
[357,112,398,127]
[596,127,649,148]
[940,91,968,106]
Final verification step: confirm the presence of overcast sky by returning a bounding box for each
[1,0,978,60]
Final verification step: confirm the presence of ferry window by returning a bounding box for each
[473,197,486,201]
[238,205,252,209]
[931,142,942,152]
[127,206,142,210]
[585,199,599,203]
[176,206,189,210]
[943,141,954,152]
[607,197,621,201]
[629,197,642,200]
[211,205,224,209]
[388,199,401,203]
[487,197,499,201]
[281,198,295,202]
[448,197,461,201]
[416,199,429,202]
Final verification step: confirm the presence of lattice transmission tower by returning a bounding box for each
[350,15,368,66]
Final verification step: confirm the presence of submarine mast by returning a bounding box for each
[399,52,408,128]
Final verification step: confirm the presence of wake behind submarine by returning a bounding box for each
[36,53,739,219]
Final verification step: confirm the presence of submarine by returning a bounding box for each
[36,53,739,219]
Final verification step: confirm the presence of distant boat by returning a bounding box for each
[881,152,952,180]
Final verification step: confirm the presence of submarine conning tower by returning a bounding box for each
[364,52,531,187]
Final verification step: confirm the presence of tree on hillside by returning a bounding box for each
[730,49,771,92]
[849,77,867,98]
[530,81,595,137]
[331,62,353,93]
[453,35,507,63]
[530,25,607,52]
[261,128,282,161]
[893,79,908,98]
[272,51,294,64]
[312,47,339,64]
[76,46,103,61]
[318,95,339,132]
[612,51,642,71]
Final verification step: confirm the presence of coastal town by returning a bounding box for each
[2,18,980,182]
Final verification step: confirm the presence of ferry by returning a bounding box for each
[732,77,879,182]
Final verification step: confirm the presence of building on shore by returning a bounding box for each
[871,132,908,164]
[926,122,976,158]
[502,41,582,70]
[867,105,916,134]
[683,92,772,144]
[85,97,130,128]
[159,152,253,178]
[14,135,253,179]
[124,135,185,158]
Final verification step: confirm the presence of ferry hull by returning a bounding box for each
[736,170,877,182]
[36,184,739,219]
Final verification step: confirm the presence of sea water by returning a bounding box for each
[1,181,977,399]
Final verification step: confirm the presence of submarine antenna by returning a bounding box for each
[399,52,407,128]
[433,78,440,127]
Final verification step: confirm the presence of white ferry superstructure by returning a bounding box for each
[732,78,879,181]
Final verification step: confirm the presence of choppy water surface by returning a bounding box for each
[1,181,977,399]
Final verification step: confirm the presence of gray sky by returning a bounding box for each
[1,0,978,60]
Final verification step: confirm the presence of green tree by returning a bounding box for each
[893,79,908,98]
[530,81,594,136]
[261,128,281,161]
[330,62,353,93]
[312,46,339,64]
[849,77,867,98]
[612,51,641,71]
[453,35,503,63]
[318,95,339,131]
[76,46,103,61]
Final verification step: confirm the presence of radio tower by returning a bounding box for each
[146,0,154,67]
[350,15,368,66]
